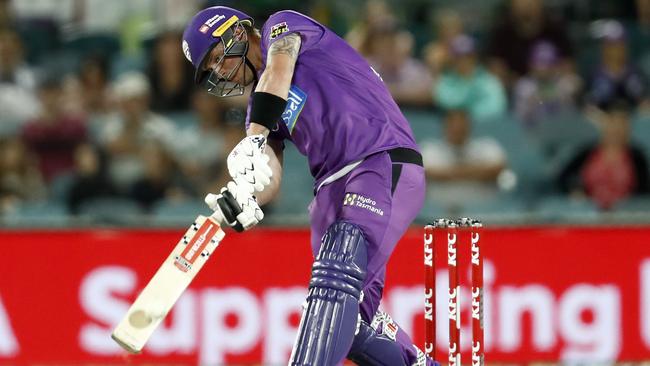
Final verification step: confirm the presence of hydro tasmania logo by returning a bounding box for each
[343,192,384,216]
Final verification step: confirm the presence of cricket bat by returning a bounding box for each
[111,215,225,353]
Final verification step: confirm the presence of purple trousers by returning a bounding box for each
[308,149,426,364]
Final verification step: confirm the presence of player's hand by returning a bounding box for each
[227,134,273,193]
[204,181,264,232]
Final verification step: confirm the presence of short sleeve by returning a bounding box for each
[261,11,325,56]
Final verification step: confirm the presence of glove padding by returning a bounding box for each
[205,181,264,232]
[227,134,273,193]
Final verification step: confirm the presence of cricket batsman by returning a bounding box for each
[182,6,436,366]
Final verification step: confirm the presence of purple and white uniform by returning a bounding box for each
[247,11,427,364]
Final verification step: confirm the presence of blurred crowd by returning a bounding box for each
[1,0,650,224]
[352,0,650,215]
[0,0,249,218]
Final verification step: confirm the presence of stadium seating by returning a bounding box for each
[62,33,121,60]
[76,197,145,225]
[537,195,601,223]
[152,199,210,227]
[3,201,69,227]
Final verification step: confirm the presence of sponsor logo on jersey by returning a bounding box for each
[281,85,307,133]
[199,24,210,34]
[343,192,384,216]
[343,193,357,206]
[270,22,289,39]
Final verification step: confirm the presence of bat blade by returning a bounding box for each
[111,215,225,353]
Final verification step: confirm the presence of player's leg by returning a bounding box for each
[349,308,434,366]
[344,158,437,366]
[297,151,430,366]
[293,153,393,366]
[288,220,368,365]
[349,277,438,366]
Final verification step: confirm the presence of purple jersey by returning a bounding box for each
[246,10,418,188]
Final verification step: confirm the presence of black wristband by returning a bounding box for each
[250,92,287,131]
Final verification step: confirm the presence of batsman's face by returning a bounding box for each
[202,26,254,88]
[204,45,242,85]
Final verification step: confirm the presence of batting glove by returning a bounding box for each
[204,181,264,232]
[227,134,273,194]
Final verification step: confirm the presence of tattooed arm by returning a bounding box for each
[247,33,301,136]
[247,32,301,133]
[245,33,301,204]
[254,33,301,103]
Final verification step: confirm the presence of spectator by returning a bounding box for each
[345,0,397,57]
[486,0,573,89]
[76,55,112,118]
[66,143,117,214]
[0,137,45,213]
[514,41,581,127]
[639,0,650,29]
[62,1,198,35]
[99,71,178,192]
[0,27,39,131]
[147,31,195,113]
[9,0,73,25]
[173,90,242,196]
[0,0,11,26]
[421,109,508,209]
[63,55,113,142]
[21,74,87,183]
[432,34,507,121]
[0,27,33,86]
[558,100,649,210]
[585,20,648,112]
[130,141,190,211]
[366,26,433,107]
[423,9,464,76]
[6,1,62,63]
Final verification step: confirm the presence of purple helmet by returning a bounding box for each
[182,6,254,95]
